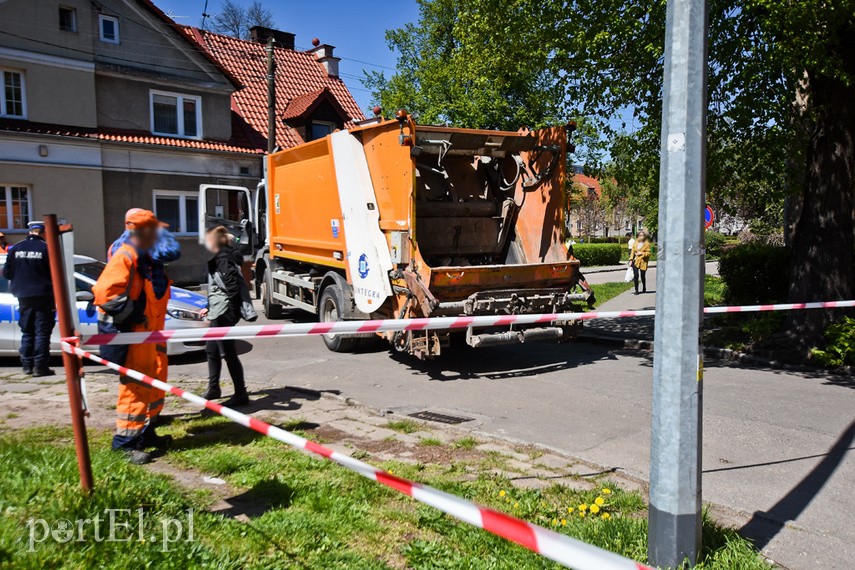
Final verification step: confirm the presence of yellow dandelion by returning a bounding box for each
[560,518,567,526]
[578,503,588,511]
[552,518,558,526]
[594,497,605,507]
[499,490,506,497]
[590,504,601,514]
[567,506,574,514]
[601,513,611,520]
[514,502,519,509]
[602,488,612,495]
[579,510,586,517]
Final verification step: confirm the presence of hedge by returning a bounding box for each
[572,243,623,266]
[705,231,729,257]
[718,244,791,305]
[584,236,632,245]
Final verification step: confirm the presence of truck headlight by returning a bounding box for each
[167,307,205,321]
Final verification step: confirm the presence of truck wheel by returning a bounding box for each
[319,285,359,352]
[262,271,284,319]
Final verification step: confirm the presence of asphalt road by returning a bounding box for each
[166,294,851,569]
[8,266,851,569]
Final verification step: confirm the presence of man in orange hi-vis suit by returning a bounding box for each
[93,209,174,465]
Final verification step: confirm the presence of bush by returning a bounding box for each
[585,236,631,245]
[717,244,791,305]
[811,317,855,368]
[572,243,622,266]
[705,231,728,257]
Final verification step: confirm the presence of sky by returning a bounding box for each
[151,0,421,112]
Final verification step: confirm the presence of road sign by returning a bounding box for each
[704,205,714,229]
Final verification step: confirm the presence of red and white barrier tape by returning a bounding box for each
[80,299,855,347]
[61,340,650,570]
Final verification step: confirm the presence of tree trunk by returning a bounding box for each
[785,72,855,353]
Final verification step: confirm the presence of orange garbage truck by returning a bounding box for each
[199,112,591,357]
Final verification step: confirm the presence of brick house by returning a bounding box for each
[0,0,364,283]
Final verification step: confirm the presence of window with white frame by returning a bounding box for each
[153,191,199,235]
[150,91,201,138]
[1,69,25,118]
[0,185,32,230]
[99,14,120,43]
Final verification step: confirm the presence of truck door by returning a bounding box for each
[198,185,255,257]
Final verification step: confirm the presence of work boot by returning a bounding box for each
[22,366,33,375]
[32,368,56,377]
[141,432,173,450]
[202,382,222,400]
[121,449,152,465]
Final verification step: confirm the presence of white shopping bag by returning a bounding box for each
[624,265,634,283]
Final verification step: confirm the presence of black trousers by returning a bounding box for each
[633,266,647,292]
[205,315,245,392]
[18,296,55,369]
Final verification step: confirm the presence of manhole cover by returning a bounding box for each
[408,411,474,425]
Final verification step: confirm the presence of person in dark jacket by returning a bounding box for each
[201,226,248,406]
[3,221,55,376]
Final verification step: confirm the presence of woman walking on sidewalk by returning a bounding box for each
[631,231,651,295]
[201,227,251,406]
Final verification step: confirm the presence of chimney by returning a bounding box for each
[308,37,340,78]
[250,26,295,50]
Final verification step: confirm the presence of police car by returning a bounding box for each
[0,254,208,356]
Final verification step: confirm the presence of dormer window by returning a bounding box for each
[99,14,120,44]
[150,90,202,139]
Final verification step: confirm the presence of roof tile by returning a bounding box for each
[183,27,365,149]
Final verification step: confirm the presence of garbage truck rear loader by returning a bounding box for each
[201,113,590,357]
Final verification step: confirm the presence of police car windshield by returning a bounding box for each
[75,261,105,281]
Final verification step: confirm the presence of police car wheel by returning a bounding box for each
[319,285,359,352]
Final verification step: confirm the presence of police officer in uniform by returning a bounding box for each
[3,221,55,376]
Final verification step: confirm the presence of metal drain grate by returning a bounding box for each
[408,411,474,425]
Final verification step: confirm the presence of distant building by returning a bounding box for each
[565,167,645,238]
[0,0,364,282]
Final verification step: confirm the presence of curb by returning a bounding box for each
[578,334,853,375]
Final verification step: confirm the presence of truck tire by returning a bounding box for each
[261,270,284,319]
[319,284,359,352]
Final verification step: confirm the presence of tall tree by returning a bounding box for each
[364,0,564,131]
[212,0,245,38]
[212,0,275,40]
[246,0,274,30]
[374,0,855,351]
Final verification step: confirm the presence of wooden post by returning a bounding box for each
[44,214,94,492]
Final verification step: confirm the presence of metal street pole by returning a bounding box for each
[45,214,94,492]
[648,0,708,565]
[266,36,277,154]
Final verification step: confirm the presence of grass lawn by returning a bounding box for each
[591,280,634,306]
[0,421,769,569]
